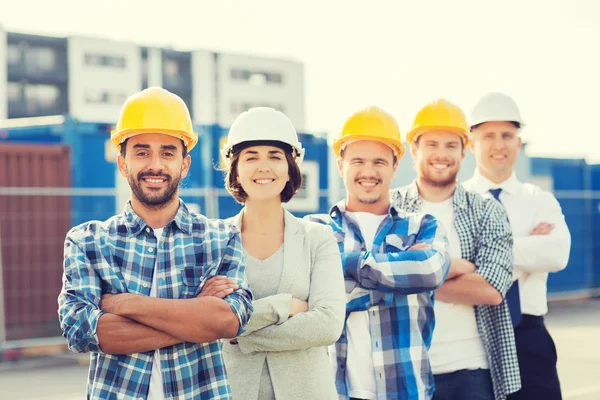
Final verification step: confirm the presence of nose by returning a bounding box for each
[257,158,272,172]
[491,136,506,150]
[147,153,165,171]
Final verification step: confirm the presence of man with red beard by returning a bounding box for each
[58,87,253,399]
[391,99,520,400]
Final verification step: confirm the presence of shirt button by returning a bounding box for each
[148,247,154,253]
[142,282,149,289]
[146,228,151,233]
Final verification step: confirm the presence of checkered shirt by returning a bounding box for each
[391,182,521,400]
[306,200,450,400]
[57,200,253,400]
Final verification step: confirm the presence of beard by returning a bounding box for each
[419,162,459,189]
[357,193,382,204]
[128,170,181,210]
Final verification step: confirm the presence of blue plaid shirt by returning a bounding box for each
[57,200,253,399]
[307,200,450,400]
[392,182,521,400]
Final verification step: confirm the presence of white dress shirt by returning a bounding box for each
[464,171,571,315]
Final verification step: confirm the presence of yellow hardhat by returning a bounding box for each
[111,87,198,151]
[406,99,471,146]
[333,106,405,159]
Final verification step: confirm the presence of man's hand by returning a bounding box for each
[530,222,555,236]
[101,293,134,315]
[198,276,239,299]
[289,298,308,317]
[408,243,432,250]
[446,258,477,280]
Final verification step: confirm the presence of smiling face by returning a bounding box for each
[338,140,398,213]
[117,133,190,209]
[471,121,522,183]
[235,145,291,203]
[410,130,466,189]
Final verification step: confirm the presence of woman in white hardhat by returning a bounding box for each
[220,107,345,400]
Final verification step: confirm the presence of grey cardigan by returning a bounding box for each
[223,208,345,400]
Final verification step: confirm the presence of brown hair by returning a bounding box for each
[225,151,303,204]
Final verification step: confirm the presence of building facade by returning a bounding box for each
[1,28,305,130]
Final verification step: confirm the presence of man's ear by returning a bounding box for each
[180,154,191,179]
[117,154,128,178]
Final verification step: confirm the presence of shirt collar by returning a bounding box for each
[329,198,403,221]
[402,180,468,210]
[470,169,520,195]
[121,199,192,236]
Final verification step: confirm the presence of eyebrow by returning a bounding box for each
[349,157,388,163]
[243,149,284,155]
[131,144,178,151]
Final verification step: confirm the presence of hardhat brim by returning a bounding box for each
[334,135,405,159]
[111,128,198,152]
[406,126,470,145]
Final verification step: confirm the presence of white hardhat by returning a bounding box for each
[221,107,305,167]
[468,92,525,129]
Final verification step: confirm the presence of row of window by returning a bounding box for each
[7,82,66,117]
[230,69,283,85]
[7,45,285,90]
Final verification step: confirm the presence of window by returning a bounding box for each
[7,44,21,66]
[24,84,61,114]
[7,82,22,103]
[84,89,127,105]
[84,53,126,68]
[230,68,284,85]
[25,47,57,74]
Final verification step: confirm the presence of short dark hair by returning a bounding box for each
[470,121,521,131]
[225,151,302,204]
[120,138,188,158]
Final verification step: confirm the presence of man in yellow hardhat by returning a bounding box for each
[57,87,253,399]
[307,106,450,400]
[464,93,570,400]
[392,99,520,399]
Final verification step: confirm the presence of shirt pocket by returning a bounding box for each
[180,261,221,298]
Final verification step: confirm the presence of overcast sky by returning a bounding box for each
[2,0,599,161]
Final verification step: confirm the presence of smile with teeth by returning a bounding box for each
[358,181,378,187]
[254,178,275,185]
[491,155,506,160]
[431,163,450,170]
[144,178,166,183]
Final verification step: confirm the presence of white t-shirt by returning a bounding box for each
[419,199,489,374]
[344,211,387,400]
[147,227,165,400]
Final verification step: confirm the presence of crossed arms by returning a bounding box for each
[58,234,253,355]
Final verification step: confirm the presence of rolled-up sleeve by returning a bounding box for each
[220,233,254,336]
[57,231,105,353]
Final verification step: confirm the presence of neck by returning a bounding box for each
[242,198,285,233]
[416,178,457,203]
[478,167,512,184]
[130,196,180,229]
[345,197,390,215]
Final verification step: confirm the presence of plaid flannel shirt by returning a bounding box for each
[392,182,521,400]
[307,200,450,400]
[57,200,253,400]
